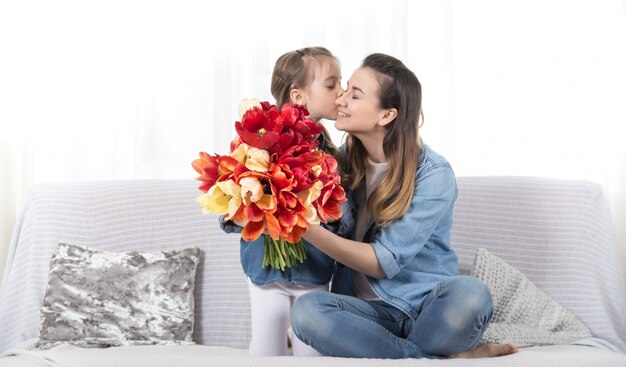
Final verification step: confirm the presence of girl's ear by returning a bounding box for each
[289,88,306,105]
[379,108,398,127]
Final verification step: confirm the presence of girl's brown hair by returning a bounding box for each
[270,47,339,158]
[345,53,423,227]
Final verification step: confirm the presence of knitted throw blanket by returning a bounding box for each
[472,248,593,347]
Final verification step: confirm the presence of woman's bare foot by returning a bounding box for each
[449,343,518,359]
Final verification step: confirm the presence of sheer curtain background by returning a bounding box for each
[1,0,625,284]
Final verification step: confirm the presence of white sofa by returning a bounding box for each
[0,177,625,367]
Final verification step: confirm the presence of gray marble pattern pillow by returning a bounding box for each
[36,243,200,349]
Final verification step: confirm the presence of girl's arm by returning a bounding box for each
[302,224,385,279]
[218,216,242,234]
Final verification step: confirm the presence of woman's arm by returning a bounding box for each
[302,224,385,279]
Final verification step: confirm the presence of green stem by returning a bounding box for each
[262,235,308,271]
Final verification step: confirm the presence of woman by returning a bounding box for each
[290,53,517,359]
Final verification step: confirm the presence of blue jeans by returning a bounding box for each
[290,275,493,358]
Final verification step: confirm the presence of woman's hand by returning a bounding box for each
[303,224,385,279]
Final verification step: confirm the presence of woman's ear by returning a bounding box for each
[379,108,398,127]
[289,88,305,105]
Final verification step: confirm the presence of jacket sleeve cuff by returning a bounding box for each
[219,216,243,234]
[372,241,400,279]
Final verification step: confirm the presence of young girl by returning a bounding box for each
[222,47,346,356]
[291,53,518,359]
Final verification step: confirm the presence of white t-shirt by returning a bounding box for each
[352,158,388,301]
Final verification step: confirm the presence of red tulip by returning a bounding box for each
[192,152,220,192]
[235,104,282,150]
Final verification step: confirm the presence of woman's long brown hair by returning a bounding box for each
[345,53,423,227]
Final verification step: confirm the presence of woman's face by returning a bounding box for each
[334,67,387,136]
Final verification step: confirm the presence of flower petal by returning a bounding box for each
[217,179,241,198]
[279,213,298,228]
[264,214,281,240]
[283,225,307,243]
[302,204,319,224]
[240,177,264,205]
[231,143,250,164]
[196,187,229,215]
[256,194,276,212]
[219,155,241,173]
[245,147,270,172]
[192,152,220,192]
[242,221,265,241]
[228,197,242,219]
[244,204,264,222]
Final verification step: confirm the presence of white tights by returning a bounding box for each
[247,278,327,356]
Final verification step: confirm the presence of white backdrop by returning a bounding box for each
[1,0,625,284]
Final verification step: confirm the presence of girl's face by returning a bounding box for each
[334,67,387,136]
[299,58,343,121]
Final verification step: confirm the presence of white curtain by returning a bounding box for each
[1,0,625,282]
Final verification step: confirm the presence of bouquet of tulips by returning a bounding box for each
[193,99,346,270]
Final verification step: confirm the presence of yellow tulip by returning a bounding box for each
[255,192,276,212]
[230,143,270,172]
[297,181,323,224]
[240,177,264,206]
[245,147,270,172]
[231,143,249,165]
[196,179,242,218]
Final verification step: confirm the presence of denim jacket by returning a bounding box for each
[239,237,333,286]
[220,134,353,286]
[331,142,459,318]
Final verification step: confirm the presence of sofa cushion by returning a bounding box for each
[472,248,592,346]
[36,243,200,349]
